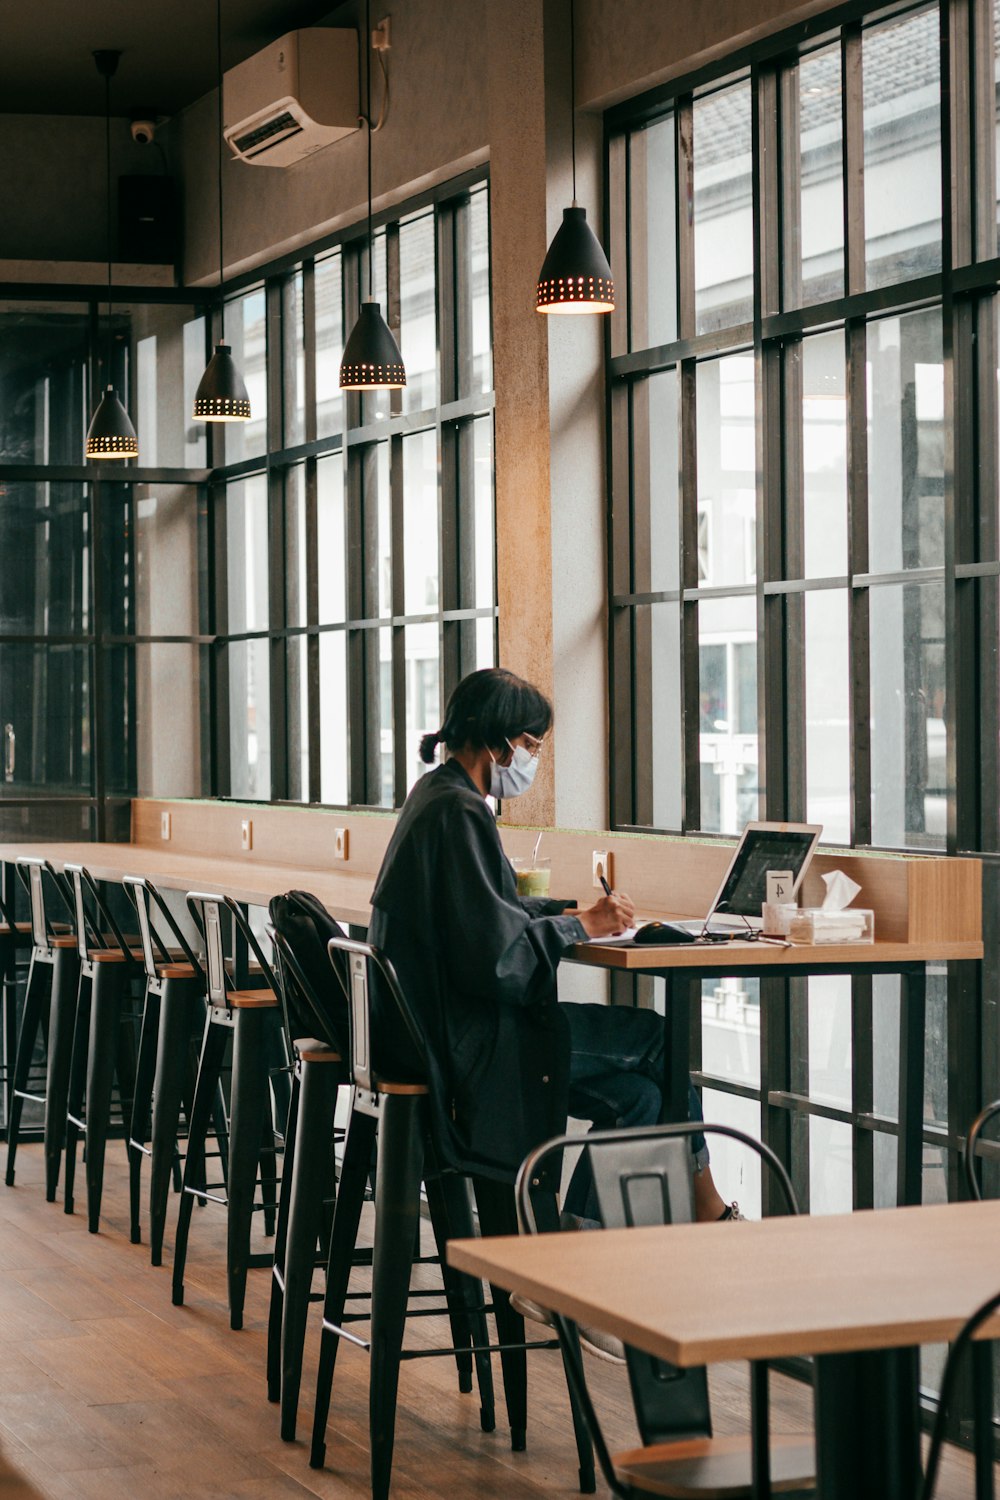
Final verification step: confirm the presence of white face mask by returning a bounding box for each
[488,740,538,799]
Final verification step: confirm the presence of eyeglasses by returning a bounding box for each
[509,733,546,760]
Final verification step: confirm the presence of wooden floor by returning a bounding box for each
[0,1143,986,1499]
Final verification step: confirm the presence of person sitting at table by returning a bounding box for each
[367,666,741,1225]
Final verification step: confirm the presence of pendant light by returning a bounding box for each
[193,0,251,422]
[86,50,139,460]
[536,0,614,314]
[340,0,406,390]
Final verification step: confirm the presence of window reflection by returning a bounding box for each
[698,595,758,833]
[696,355,756,588]
[694,81,754,333]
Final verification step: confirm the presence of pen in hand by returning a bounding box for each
[599,874,613,898]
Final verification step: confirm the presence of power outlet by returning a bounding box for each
[240,818,253,852]
[333,828,349,861]
[160,811,171,841]
[373,15,391,50]
[592,850,612,889]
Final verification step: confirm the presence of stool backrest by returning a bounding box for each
[268,891,350,1048]
[17,857,67,950]
[516,1122,799,1483]
[187,891,278,1008]
[122,877,203,985]
[268,922,348,1056]
[64,863,131,962]
[326,934,428,1092]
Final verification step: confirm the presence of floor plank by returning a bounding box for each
[0,1144,985,1499]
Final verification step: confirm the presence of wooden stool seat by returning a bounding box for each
[613,1435,816,1498]
[50,936,80,950]
[295,1039,343,1063]
[156,962,200,980]
[88,948,143,963]
[374,1079,429,1096]
[228,988,279,1009]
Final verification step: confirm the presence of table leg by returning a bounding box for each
[661,971,695,1125]
[814,1347,920,1500]
[897,965,926,1207]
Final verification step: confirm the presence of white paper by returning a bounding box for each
[820,870,862,911]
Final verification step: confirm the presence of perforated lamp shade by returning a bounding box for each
[193,342,252,421]
[536,205,614,314]
[340,300,406,390]
[85,385,138,459]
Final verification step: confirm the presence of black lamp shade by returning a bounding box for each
[340,300,407,390]
[193,343,252,421]
[536,205,614,313]
[85,385,138,460]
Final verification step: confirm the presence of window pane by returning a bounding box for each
[319,631,348,804]
[317,453,346,623]
[809,1118,854,1214]
[130,303,207,467]
[0,304,88,463]
[867,309,944,573]
[135,483,204,637]
[701,1090,762,1219]
[696,355,756,588]
[474,419,495,608]
[633,371,680,593]
[0,481,90,634]
[226,476,269,632]
[786,46,844,308]
[698,595,758,833]
[469,186,492,395]
[701,976,761,1086]
[863,8,941,289]
[802,331,848,578]
[134,643,205,797]
[228,638,270,799]
[870,579,946,849]
[476,615,495,669]
[0,644,92,794]
[638,602,682,830]
[399,213,437,413]
[224,289,267,462]
[808,975,852,1108]
[365,443,392,620]
[287,633,309,801]
[694,80,753,334]
[403,430,439,614]
[316,250,344,439]
[405,622,439,792]
[376,625,393,805]
[283,271,306,448]
[629,116,677,348]
[805,590,851,844]
[285,465,308,628]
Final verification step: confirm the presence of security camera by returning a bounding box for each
[130,118,156,146]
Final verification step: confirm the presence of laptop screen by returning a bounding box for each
[712,826,820,918]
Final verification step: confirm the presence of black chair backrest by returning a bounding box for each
[268,891,350,1047]
[65,862,132,961]
[18,856,71,950]
[963,1099,1000,1201]
[122,877,203,985]
[268,924,348,1058]
[326,934,429,1093]
[920,1285,1000,1500]
[187,890,278,1009]
[516,1122,798,1478]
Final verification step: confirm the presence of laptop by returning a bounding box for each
[673,821,822,935]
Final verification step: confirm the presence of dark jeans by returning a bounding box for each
[560,1001,707,1222]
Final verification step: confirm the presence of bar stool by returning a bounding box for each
[62,864,143,1232]
[170,892,286,1330]
[122,877,209,1251]
[266,912,494,1451]
[309,936,593,1500]
[5,858,81,1199]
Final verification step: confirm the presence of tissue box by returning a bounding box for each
[786,908,874,945]
[762,903,797,936]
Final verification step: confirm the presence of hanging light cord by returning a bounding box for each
[104,66,113,384]
[217,0,226,333]
[366,0,373,300]
[570,0,577,203]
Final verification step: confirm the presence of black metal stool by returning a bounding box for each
[170,892,286,1330]
[122,876,210,1252]
[309,935,593,1500]
[62,863,143,1232]
[5,858,81,1199]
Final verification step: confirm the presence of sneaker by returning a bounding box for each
[509,1292,554,1328]
[718,1201,746,1221]
[579,1325,627,1364]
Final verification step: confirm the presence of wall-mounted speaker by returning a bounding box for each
[118,175,178,266]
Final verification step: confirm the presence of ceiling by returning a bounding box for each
[1,0,352,118]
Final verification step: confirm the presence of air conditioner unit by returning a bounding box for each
[224,29,359,168]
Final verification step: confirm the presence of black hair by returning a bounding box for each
[419,667,553,764]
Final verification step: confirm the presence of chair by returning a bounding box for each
[5,858,81,1198]
[920,1284,1000,1500]
[121,876,210,1250]
[309,933,594,1500]
[963,1098,1000,1202]
[170,892,287,1329]
[516,1122,816,1500]
[62,863,144,1231]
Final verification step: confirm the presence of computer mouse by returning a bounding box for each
[633,921,698,945]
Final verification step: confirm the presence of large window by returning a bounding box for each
[606,0,1000,1408]
[0,176,494,831]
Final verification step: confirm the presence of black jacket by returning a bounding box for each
[368,758,585,1181]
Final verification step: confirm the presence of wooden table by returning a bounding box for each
[450,1199,1000,1500]
[568,933,983,1208]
